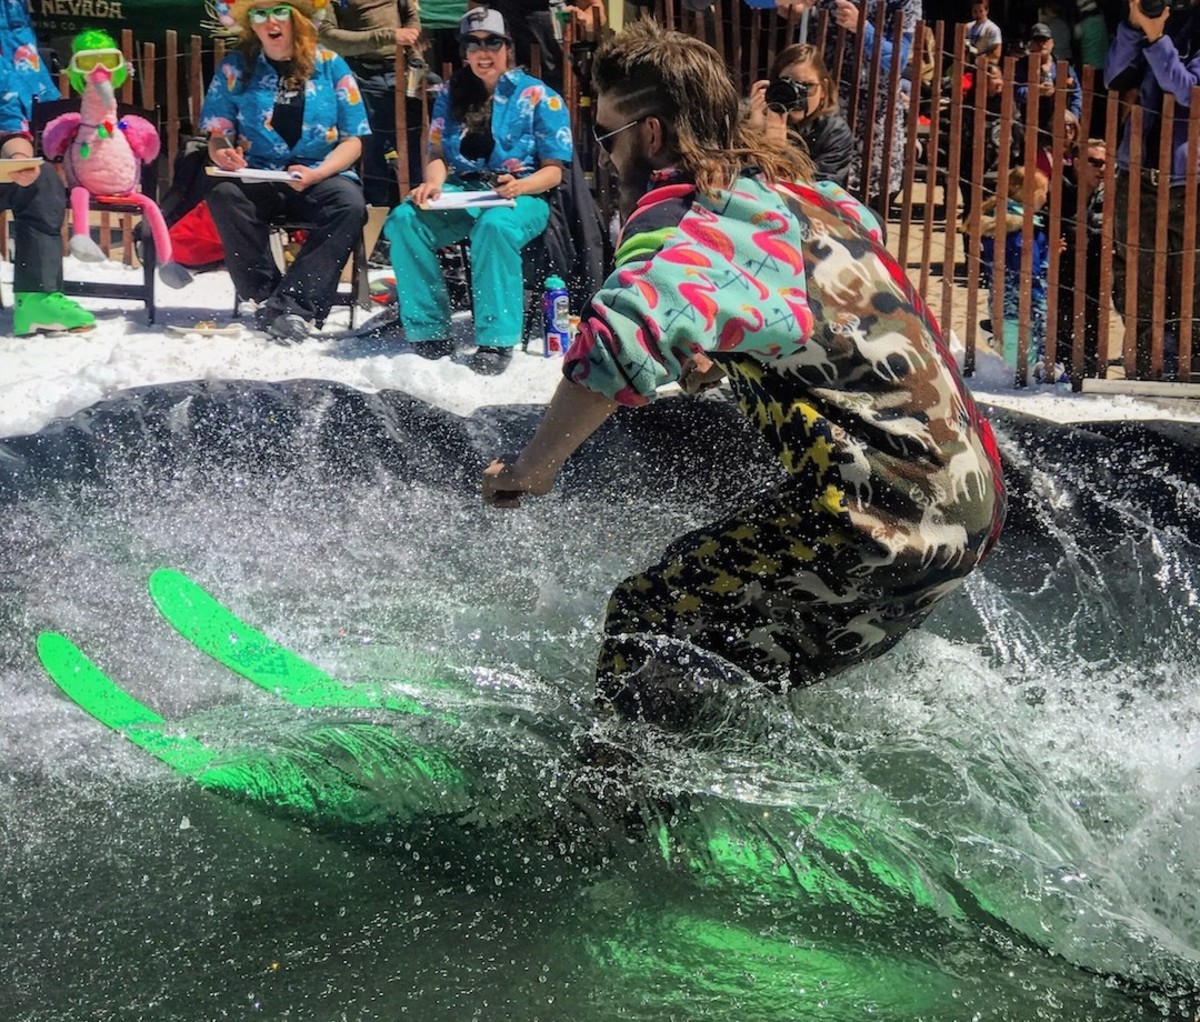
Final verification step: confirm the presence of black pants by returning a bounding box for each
[0,164,66,293]
[206,175,366,324]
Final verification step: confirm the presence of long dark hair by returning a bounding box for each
[592,19,810,195]
[449,65,491,126]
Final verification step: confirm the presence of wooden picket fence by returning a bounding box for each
[6,8,1200,390]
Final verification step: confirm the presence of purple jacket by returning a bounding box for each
[1105,18,1200,185]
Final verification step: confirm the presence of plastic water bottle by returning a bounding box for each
[542,275,570,357]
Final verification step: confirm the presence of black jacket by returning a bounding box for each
[791,113,855,190]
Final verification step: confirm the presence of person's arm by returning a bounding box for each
[482,379,619,507]
[1143,24,1200,106]
[410,156,449,205]
[288,54,370,189]
[1105,17,1149,89]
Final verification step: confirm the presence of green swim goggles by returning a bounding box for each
[248,5,294,24]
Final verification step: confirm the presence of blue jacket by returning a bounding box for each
[200,47,371,171]
[1014,55,1084,120]
[428,68,573,181]
[1105,16,1200,185]
[0,0,58,142]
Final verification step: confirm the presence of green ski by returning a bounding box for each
[37,631,279,795]
[147,568,433,717]
[37,630,471,821]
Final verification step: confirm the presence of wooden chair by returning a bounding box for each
[31,98,165,324]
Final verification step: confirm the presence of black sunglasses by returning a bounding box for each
[592,116,648,155]
[1087,156,1106,168]
[464,34,507,53]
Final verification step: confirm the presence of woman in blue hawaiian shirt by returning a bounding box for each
[200,0,371,343]
[383,7,574,375]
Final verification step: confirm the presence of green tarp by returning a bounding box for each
[30,0,467,44]
[31,0,211,45]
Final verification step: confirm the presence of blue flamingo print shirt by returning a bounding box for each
[200,47,371,173]
[429,68,573,180]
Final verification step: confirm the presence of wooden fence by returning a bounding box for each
[7,9,1200,389]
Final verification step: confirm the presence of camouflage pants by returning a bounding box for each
[595,480,955,726]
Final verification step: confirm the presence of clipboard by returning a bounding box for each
[422,190,516,210]
[205,167,302,183]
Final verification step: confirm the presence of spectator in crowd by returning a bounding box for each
[0,0,95,335]
[966,0,1003,64]
[1074,0,1109,70]
[978,166,1061,381]
[200,0,371,344]
[1039,2,1074,62]
[382,8,572,375]
[747,43,854,187]
[816,0,920,216]
[1057,136,1107,378]
[1015,21,1083,121]
[958,60,1008,219]
[318,0,424,211]
[483,20,1005,726]
[1105,0,1200,380]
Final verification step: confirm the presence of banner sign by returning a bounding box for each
[31,0,213,44]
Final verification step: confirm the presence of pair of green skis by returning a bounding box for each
[37,570,467,814]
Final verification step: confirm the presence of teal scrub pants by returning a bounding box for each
[384,192,550,347]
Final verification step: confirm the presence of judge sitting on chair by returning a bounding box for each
[42,30,193,290]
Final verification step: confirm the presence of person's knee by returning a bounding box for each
[470,209,529,251]
[205,180,245,217]
[13,165,67,228]
[384,201,417,245]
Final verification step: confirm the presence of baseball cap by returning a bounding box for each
[459,7,511,41]
[1029,22,1054,40]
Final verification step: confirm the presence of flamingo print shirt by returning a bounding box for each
[200,47,370,172]
[428,68,572,181]
[564,172,1006,565]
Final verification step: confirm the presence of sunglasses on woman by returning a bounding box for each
[464,34,507,54]
[249,5,294,24]
[68,49,124,74]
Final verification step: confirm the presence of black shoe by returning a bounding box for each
[398,337,454,359]
[267,312,310,345]
[468,345,514,375]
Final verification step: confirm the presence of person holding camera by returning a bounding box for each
[748,43,854,187]
[1105,0,1200,379]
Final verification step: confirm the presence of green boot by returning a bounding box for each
[13,292,96,336]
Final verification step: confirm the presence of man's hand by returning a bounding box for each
[1128,0,1169,42]
[482,458,556,509]
[679,352,726,394]
[395,27,420,47]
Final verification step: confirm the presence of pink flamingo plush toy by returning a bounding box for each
[42,30,192,289]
